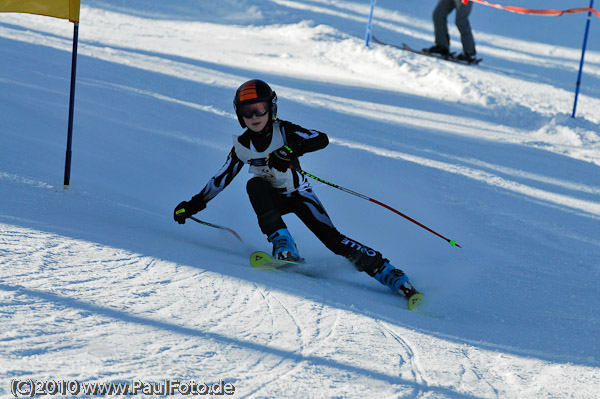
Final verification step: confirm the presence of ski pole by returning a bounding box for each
[189,216,244,243]
[296,169,461,248]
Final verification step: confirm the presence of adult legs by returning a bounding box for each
[433,0,455,50]
[454,0,476,55]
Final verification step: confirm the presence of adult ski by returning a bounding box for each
[371,35,481,65]
[402,42,482,65]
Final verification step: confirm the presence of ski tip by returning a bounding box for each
[407,293,424,311]
[250,251,302,270]
[250,251,270,259]
[250,251,277,269]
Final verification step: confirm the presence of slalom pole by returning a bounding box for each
[297,169,461,248]
[189,216,244,243]
[364,0,376,47]
[63,22,79,189]
[572,0,595,118]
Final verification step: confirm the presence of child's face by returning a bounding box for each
[241,102,269,132]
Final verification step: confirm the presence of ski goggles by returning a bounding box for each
[240,102,269,119]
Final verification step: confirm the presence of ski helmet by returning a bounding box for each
[233,79,277,128]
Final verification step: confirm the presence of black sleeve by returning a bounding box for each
[192,147,244,205]
[279,120,329,156]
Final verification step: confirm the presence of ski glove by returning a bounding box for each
[268,145,295,172]
[173,196,206,224]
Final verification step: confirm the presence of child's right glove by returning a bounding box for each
[173,196,206,224]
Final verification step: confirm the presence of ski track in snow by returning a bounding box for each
[1,1,600,398]
[1,221,599,397]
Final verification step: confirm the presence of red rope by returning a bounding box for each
[462,0,600,18]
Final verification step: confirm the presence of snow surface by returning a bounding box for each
[1,0,599,397]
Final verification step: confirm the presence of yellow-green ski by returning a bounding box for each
[251,251,423,311]
[407,292,424,311]
[250,251,300,270]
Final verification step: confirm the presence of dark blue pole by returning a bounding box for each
[64,22,79,188]
[572,0,594,118]
[365,0,376,47]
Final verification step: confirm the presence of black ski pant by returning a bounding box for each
[433,0,476,55]
[246,177,385,276]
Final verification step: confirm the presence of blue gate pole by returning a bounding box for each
[572,0,594,118]
[365,0,376,47]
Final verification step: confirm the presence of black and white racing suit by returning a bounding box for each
[192,119,385,275]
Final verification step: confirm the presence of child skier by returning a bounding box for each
[173,79,422,305]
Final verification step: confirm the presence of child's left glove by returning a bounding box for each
[268,145,295,172]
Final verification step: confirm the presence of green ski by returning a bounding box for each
[407,292,424,311]
[250,251,300,270]
[250,251,423,311]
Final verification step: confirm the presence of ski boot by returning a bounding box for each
[456,52,477,63]
[373,260,424,310]
[423,44,450,57]
[268,228,301,262]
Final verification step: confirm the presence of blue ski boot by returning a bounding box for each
[373,260,423,310]
[268,228,301,261]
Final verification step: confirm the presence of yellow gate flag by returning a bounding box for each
[0,0,80,22]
